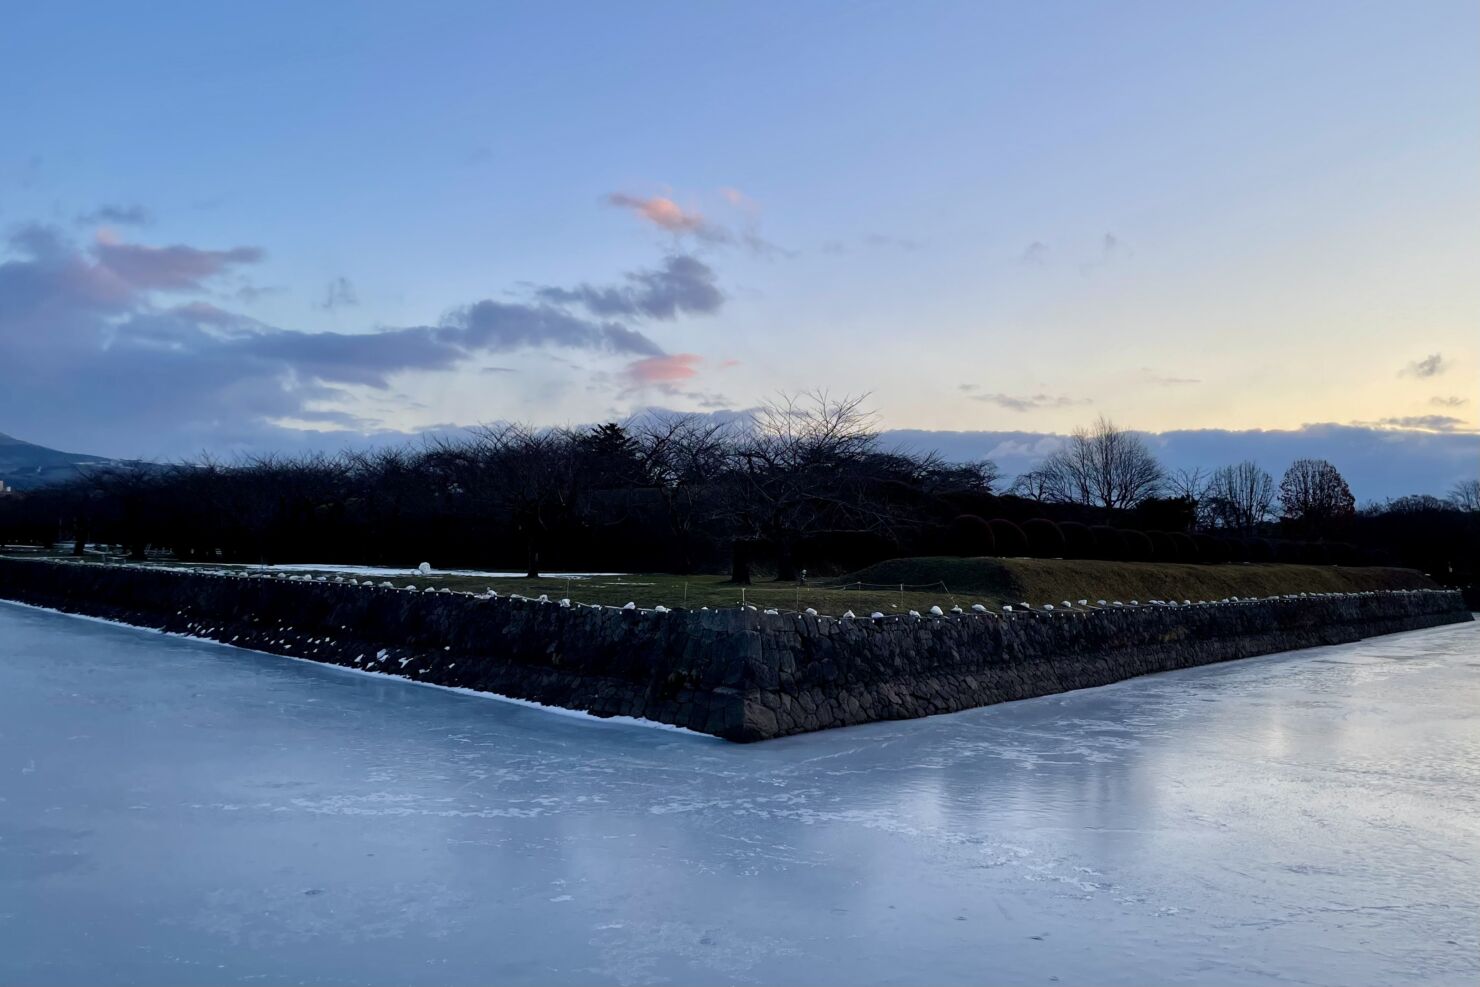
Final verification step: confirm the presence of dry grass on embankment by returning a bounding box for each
[834,557,1437,610]
[4,552,1438,617]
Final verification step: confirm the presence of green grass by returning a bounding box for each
[4,551,1438,617]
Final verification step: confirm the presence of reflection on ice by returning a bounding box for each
[1,601,1476,986]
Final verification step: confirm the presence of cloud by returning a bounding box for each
[719,187,752,210]
[320,276,358,311]
[92,234,263,292]
[605,193,723,240]
[76,203,152,226]
[623,353,703,386]
[1141,367,1201,385]
[0,224,704,456]
[536,254,721,320]
[861,233,921,252]
[1019,241,1049,266]
[1078,233,1132,276]
[965,389,1091,412]
[1400,353,1447,378]
[1431,395,1468,408]
[1363,415,1473,433]
[605,188,786,257]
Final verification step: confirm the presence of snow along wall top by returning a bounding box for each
[0,558,1469,741]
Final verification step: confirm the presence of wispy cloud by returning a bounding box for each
[1141,367,1201,386]
[605,192,723,240]
[319,276,358,311]
[76,203,152,226]
[623,353,703,386]
[1400,353,1447,378]
[1365,415,1473,433]
[1079,233,1131,276]
[1019,241,1048,266]
[92,232,263,292]
[605,188,786,257]
[536,254,721,320]
[960,385,1091,412]
[1431,395,1468,408]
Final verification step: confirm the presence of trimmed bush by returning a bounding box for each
[1171,532,1199,563]
[947,515,995,557]
[1121,528,1154,561]
[1090,525,1125,560]
[1193,533,1227,564]
[988,518,1028,557]
[1300,541,1330,565]
[1242,538,1275,563]
[1022,518,1065,558]
[1148,530,1178,562]
[1058,521,1093,559]
[1273,540,1303,564]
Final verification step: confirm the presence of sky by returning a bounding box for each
[2,0,1476,499]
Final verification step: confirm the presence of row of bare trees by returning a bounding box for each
[0,394,994,582]
[1,404,1474,583]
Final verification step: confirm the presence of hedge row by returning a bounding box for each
[948,515,1370,566]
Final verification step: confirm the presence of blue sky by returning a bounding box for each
[2,1,1476,497]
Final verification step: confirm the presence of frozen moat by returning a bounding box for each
[2,601,1477,986]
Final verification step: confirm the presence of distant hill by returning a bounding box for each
[0,432,115,490]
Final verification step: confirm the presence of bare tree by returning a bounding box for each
[1204,461,1275,534]
[1008,468,1057,502]
[631,412,735,574]
[1448,479,1480,513]
[457,424,589,578]
[714,391,899,583]
[1031,417,1164,519]
[1278,458,1355,537]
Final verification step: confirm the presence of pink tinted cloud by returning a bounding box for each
[93,234,263,292]
[600,192,716,239]
[624,353,703,385]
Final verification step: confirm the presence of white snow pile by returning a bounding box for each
[418,562,432,575]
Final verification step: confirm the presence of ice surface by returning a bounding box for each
[1,601,1477,986]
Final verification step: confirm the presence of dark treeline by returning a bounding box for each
[1,400,1476,588]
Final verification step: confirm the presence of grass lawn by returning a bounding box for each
[5,551,1437,618]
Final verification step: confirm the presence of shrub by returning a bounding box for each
[1120,528,1154,561]
[1171,532,1199,563]
[947,515,995,557]
[1300,541,1330,565]
[1057,521,1093,559]
[1244,538,1276,563]
[1147,530,1178,562]
[1090,525,1125,560]
[1193,533,1227,564]
[1022,518,1065,558]
[1273,540,1303,564]
[988,518,1028,557]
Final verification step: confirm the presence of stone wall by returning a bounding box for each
[0,558,1469,741]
